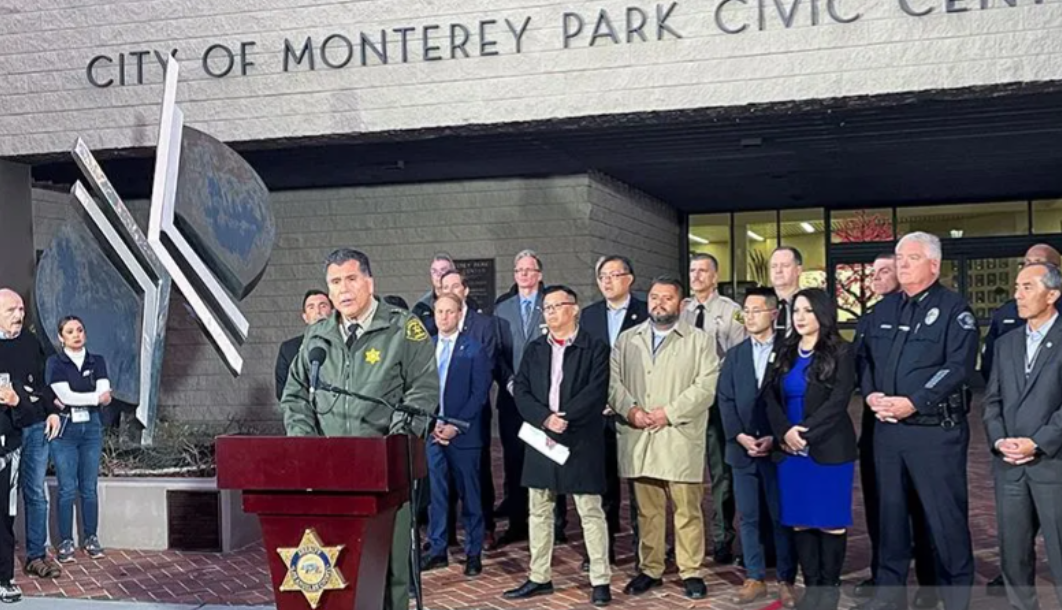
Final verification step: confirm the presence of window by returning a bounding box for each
[1033,199,1062,235]
[734,211,777,291]
[831,208,894,244]
[897,201,1029,239]
[781,208,826,289]
[688,213,731,284]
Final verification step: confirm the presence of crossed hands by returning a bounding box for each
[737,433,773,458]
[781,426,809,454]
[431,422,459,445]
[628,407,668,432]
[995,438,1037,465]
[867,392,917,424]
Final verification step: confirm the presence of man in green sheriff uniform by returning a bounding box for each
[281,248,439,610]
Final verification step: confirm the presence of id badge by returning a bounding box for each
[71,408,90,424]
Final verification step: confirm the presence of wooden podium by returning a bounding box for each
[216,435,425,610]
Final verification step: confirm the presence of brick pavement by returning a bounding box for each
[20,399,1053,609]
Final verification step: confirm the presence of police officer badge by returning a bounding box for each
[924,308,939,326]
[277,528,348,609]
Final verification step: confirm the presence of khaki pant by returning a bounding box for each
[633,478,705,579]
[528,488,611,586]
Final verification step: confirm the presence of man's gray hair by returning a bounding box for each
[432,252,455,267]
[514,249,543,271]
[1027,263,1062,291]
[324,248,373,277]
[896,231,942,261]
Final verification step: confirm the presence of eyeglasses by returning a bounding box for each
[742,308,776,316]
[542,302,576,313]
[597,272,631,281]
[514,268,541,275]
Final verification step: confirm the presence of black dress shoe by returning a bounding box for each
[853,578,875,599]
[713,544,735,565]
[913,586,939,609]
[592,584,612,606]
[683,577,707,600]
[420,554,448,571]
[463,555,482,577]
[503,580,554,599]
[623,573,663,595]
[986,574,1006,597]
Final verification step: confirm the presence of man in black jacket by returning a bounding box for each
[274,289,332,401]
[565,255,647,568]
[0,288,60,588]
[503,286,612,607]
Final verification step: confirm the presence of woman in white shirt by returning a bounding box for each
[44,316,111,563]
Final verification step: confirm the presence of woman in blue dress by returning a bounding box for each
[764,288,857,610]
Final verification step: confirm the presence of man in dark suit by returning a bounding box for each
[983,262,1062,610]
[422,294,493,577]
[717,287,796,608]
[854,254,938,608]
[491,249,546,547]
[274,289,332,401]
[440,270,500,546]
[980,243,1061,596]
[561,255,647,568]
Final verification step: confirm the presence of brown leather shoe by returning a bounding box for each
[778,582,797,609]
[23,557,61,579]
[737,579,768,604]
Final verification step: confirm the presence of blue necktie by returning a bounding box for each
[522,300,533,336]
[437,338,453,414]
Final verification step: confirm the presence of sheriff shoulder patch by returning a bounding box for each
[405,317,429,342]
[733,310,745,324]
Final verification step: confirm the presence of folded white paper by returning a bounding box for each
[518,422,570,466]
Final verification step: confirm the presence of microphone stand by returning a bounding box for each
[317,381,468,610]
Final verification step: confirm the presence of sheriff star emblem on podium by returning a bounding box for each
[277,528,348,609]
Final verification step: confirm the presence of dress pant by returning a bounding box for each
[427,442,484,558]
[732,459,795,583]
[496,392,528,532]
[633,478,706,580]
[995,468,1062,610]
[706,405,736,551]
[874,423,973,610]
[860,408,937,586]
[554,425,622,543]
[528,488,610,586]
[385,501,412,610]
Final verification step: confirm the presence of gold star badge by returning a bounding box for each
[277,528,347,609]
[365,348,381,364]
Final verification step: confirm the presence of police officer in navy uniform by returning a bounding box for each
[854,232,979,610]
[980,243,1062,596]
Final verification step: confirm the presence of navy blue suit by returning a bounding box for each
[427,332,492,558]
[717,338,795,583]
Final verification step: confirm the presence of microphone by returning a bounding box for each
[308,346,326,398]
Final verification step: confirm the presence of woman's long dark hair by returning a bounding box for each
[773,288,845,384]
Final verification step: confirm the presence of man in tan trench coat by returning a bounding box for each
[609,276,720,600]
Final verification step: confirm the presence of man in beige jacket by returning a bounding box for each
[610,276,720,600]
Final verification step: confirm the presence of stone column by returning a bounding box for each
[0,161,35,297]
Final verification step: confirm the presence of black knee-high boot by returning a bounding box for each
[793,529,822,610]
[818,531,847,610]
